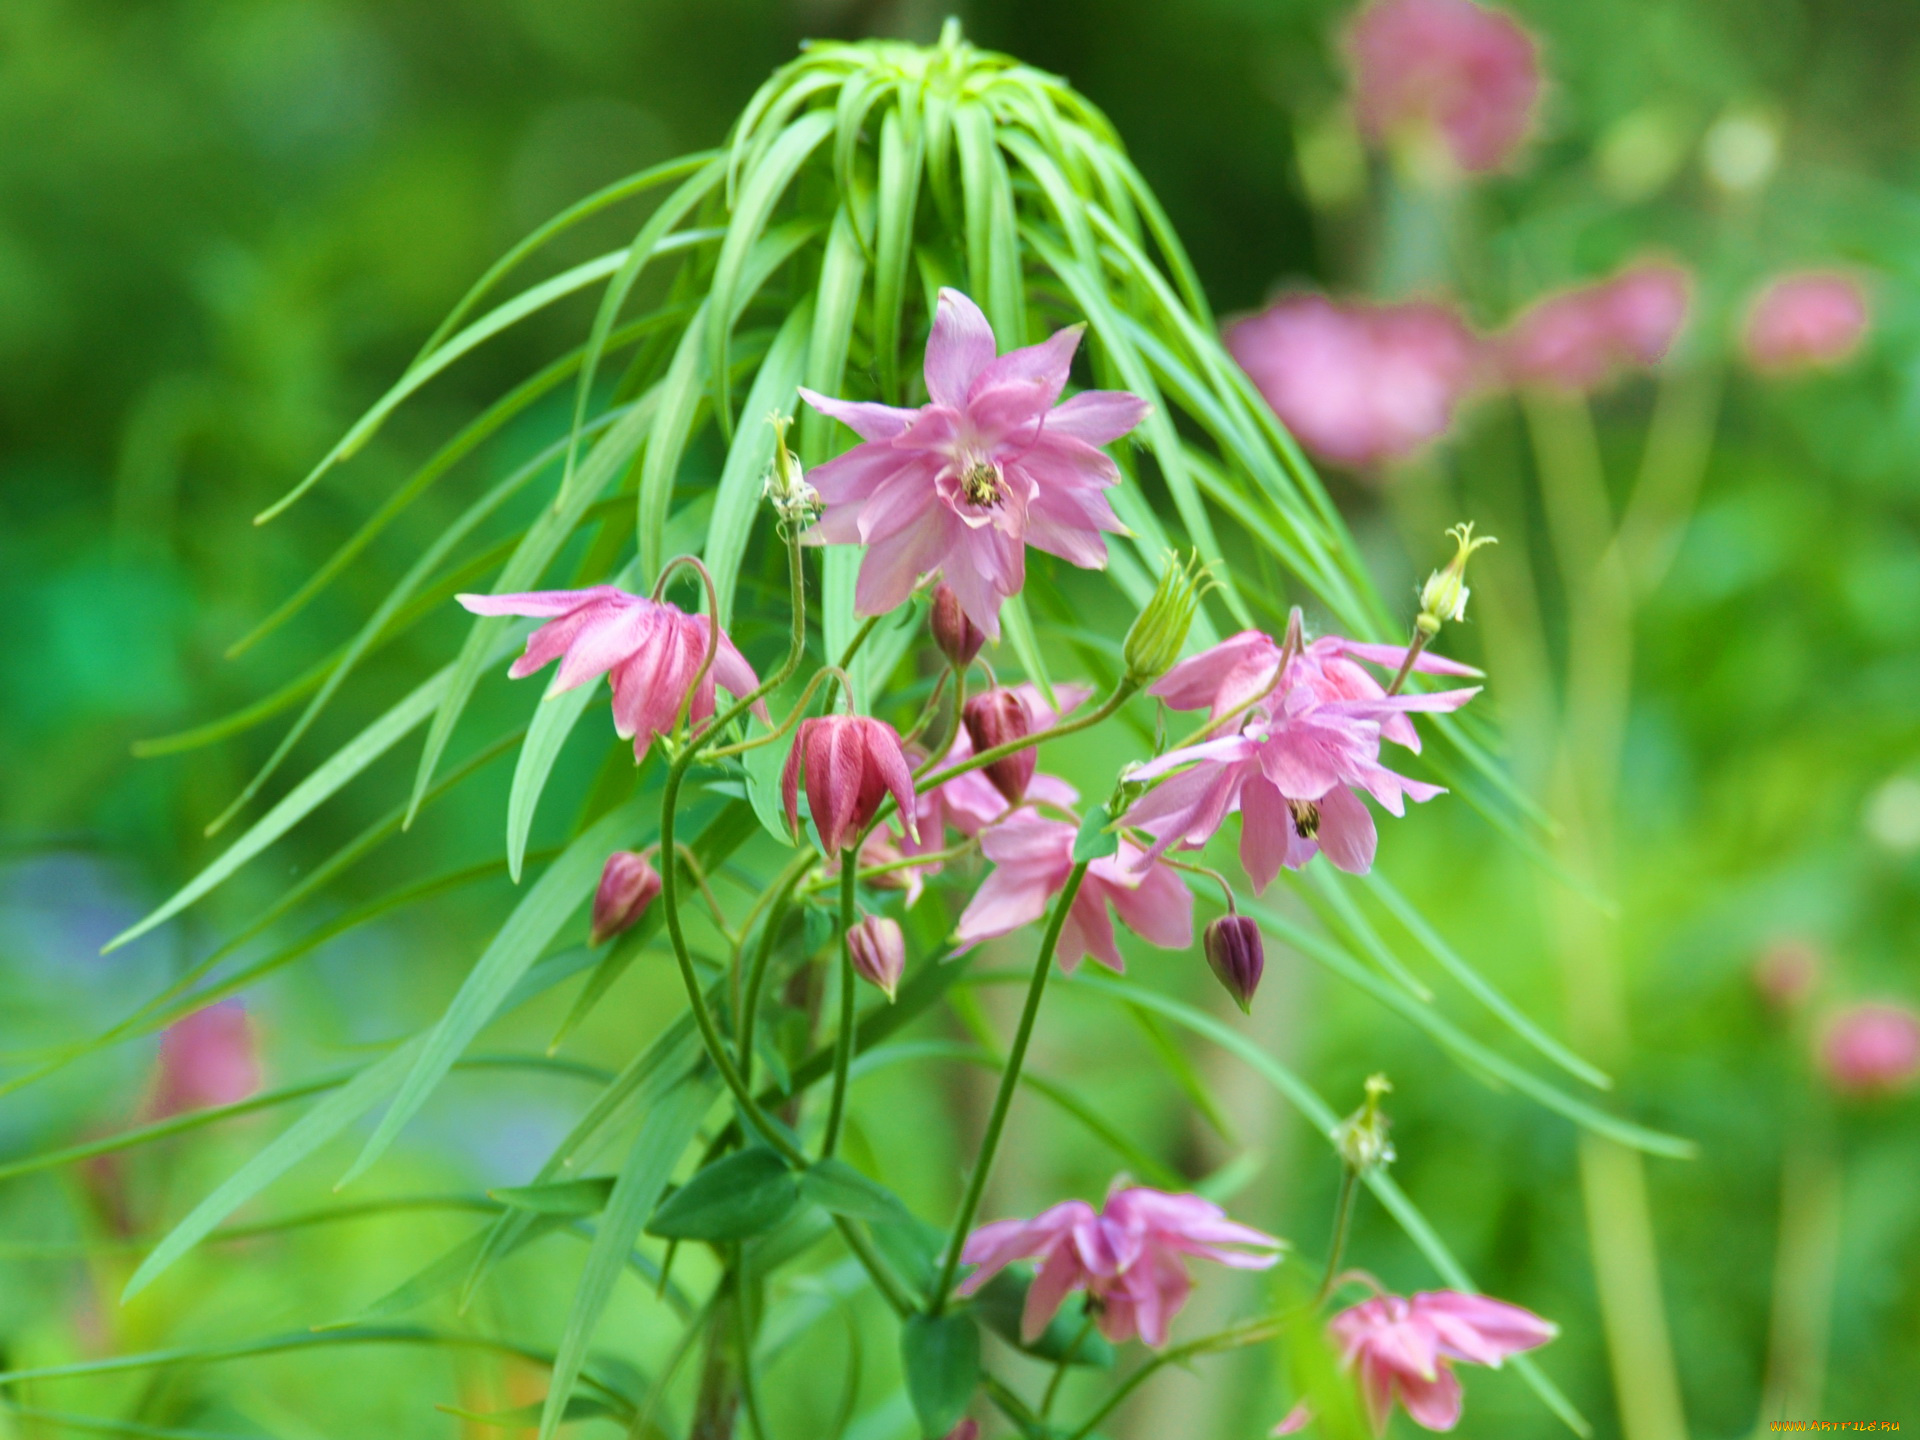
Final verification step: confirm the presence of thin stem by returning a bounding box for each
[1063,1314,1290,1440]
[674,842,735,944]
[1039,1313,1095,1418]
[703,665,848,760]
[917,682,1134,798]
[912,661,969,779]
[1384,625,1432,697]
[929,861,1091,1314]
[1316,1168,1360,1304]
[900,668,952,747]
[1160,856,1237,913]
[796,840,976,896]
[835,1214,917,1314]
[733,1253,772,1440]
[821,850,860,1159]
[735,850,816,1084]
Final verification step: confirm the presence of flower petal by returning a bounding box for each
[926,289,997,407]
[1046,388,1151,444]
[798,386,921,442]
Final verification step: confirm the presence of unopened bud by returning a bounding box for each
[590,850,661,946]
[963,688,1036,804]
[930,583,986,669]
[1204,915,1266,1014]
[1417,522,1496,630]
[1331,1073,1395,1174]
[942,1422,979,1440]
[847,914,906,1001]
[762,412,819,526]
[1124,551,1206,685]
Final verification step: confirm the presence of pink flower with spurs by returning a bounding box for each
[1744,272,1870,374]
[1329,1289,1557,1433]
[1122,626,1478,884]
[956,1183,1283,1348]
[781,715,920,855]
[954,812,1191,972]
[799,289,1149,639]
[458,587,765,759]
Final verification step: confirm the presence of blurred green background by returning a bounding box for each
[2,1,1917,1437]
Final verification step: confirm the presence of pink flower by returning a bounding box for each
[1744,272,1870,374]
[956,1183,1283,1348]
[799,289,1149,639]
[914,683,1090,846]
[152,1002,262,1117]
[1226,295,1481,468]
[458,587,765,759]
[1330,1289,1557,1433]
[1502,262,1691,391]
[955,814,1192,972]
[1347,0,1542,174]
[1273,1402,1312,1435]
[782,715,920,855]
[590,851,661,946]
[847,914,906,1001]
[1124,626,1478,885]
[1820,1002,1920,1096]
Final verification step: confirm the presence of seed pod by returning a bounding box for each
[847,914,906,1001]
[1203,914,1266,1014]
[962,688,1036,805]
[930,583,986,669]
[590,851,661,946]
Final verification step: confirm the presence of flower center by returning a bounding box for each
[960,459,1003,507]
[1287,798,1321,840]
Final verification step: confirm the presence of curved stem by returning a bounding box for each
[1315,1168,1360,1304]
[735,851,818,1083]
[916,681,1134,797]
[929,860,1091,1314]
[820,850,860,1159]
[703,665,847,760]
[900,668,952,748]
[1063,1314,1289,1440]
[912,663,968,779]
[674,841,735,944]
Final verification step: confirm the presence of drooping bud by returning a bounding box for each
[963,688,1037,805]
[153,1001,263,1118]
[1124,552,1206,685]
[1204,915,1267,1014]
[847,914,906,1001]
[782,715,921,854]
[591,850,662,946]
[1332,1073,1396,1174]
[1416,521,1496,635]
[930,583,987,669]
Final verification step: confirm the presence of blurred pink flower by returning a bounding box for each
[1820,1002,1920,1095]
[942,1423,979,1440]
[782,715,919,854]
[459,587,765,758]
[800,288,1149,639]
[1751,936,1822,1011]
[1743,272,1870,374]
[1501,262,1691,390]
[1347,0,1542,173]
[153,1001,262,1117]
[956,1183,1283,1348]
[1226,295,1481,468]
[955,813,1192,972]
[1331,1289,1557,1433]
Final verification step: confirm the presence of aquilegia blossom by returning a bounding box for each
[783,715,919,855]
[1820,1001,1920,1096]
[847,914,906,1001]
[1347,0,1541,174]
[1226,295,1481,469]
[957,1183,1283,1348]
[956,813,1192,972]
[590,851,661,947]
[800,288,1149,638]
[1743,272,1870,374]
[459,587,765,758]
[153,1002,262,1117]
[1501,262,1691,391]
[1330,1289,1557,1433]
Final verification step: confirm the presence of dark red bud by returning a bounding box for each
[930,583,986,669]
[1204,915,1265,1014]
[591,850,661,946]
[962,688,1037,805]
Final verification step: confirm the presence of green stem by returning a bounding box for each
[1384,624,1432,698]
[1316,1167,1359,1304]
[821,850,860,1159]
[928,860,1091,1314]
[1039,1313,1095,1418]
[916,681,1134,798]
[1063,1314,1289,1440]
[735,851,817,1084]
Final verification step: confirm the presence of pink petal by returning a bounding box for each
[1239,777,1310,894]
[1129,732,1262,783]
[1335,640,1482,678]
[926,289,997,408]
[458,586,624,619]
[971,322,1083,402]
[781,731,804,836]
[1315,784,1379,874]
[956,866,1055,945]
[1412,1291,1558,1363]
[1069,884,1125,972]
[551,599,656,693]
[1047,389,1151,444]
[1022,1243,1088,1342]
[797,386,921,442]
[1396,1364,1464,1432]
[855,512,952,618]
[1272,1401,1312,1435]
[864,721,921,844]
[1102,854,1195,951]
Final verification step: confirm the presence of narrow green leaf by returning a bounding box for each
[506,685,605,885]
[646,1145,801,1242]
[872,106,924,403]
[322,1214,568,1328]
[539,1077,713,1440]
[491,1177,616,1217]
[997,592,1056,712]
[1125,1003,1238,1145]
[0,1407,258,1440]
[340,799,648,1188]
[799,1158,914,1224]
[900,1311,980,1438]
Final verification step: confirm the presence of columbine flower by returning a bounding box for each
[458,587,766,758]
[916,683,1090,847]
[1204,915,1266,1013]
[956,1183,1283,1348]
[799,288,1150,638]
[847,914,906,1001]
[1330,1290,1557,1433]
[1347,0,1542,175]
[782,715,920,855]
[590,850,661,946]
[1819,1002,1920,1096]
[955,814,1192,972]
[1501,262,1691,391]
[963,688,1038,805]
[1743,272,1870,374]
[152,1002,262,1117]
[1226,295,1480,469]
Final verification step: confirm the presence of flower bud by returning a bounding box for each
[1124,552,1205,686]
[847,914,906,1001]
[1332,1073,1396,1174]
[590,850,661,946]
[930,583,986,669]
[783,715,921,854]
[942,1423,979,1440]
[1417,522,1496,631]
[1820,1002,1920,1096]
[963,688,1037,805]
[762,412,819,526]
[1204,915,1266,1014]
